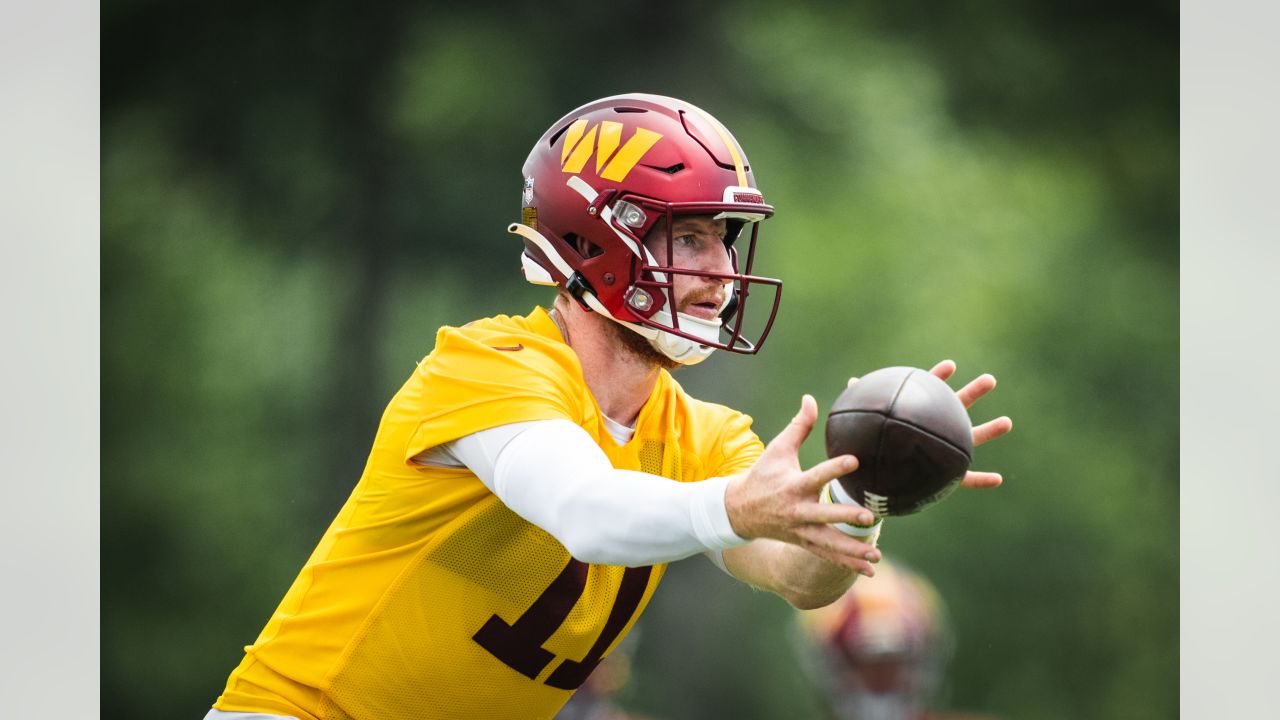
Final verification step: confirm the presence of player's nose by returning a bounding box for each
[699,239,734,277]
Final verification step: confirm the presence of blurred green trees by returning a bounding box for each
[104,2,1175,718]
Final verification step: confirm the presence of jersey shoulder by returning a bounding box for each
[434,307,576,368]
[661,373,764,477]
[663,372,756,430]
[404,307,590,458]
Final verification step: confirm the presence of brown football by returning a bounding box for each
[824,367,973,517]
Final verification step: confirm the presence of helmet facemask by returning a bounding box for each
[612,199,781,362]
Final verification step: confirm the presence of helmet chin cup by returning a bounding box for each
[643,320,716,365]
[645,309,719,365]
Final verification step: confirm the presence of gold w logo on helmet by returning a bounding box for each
[560,119,663,182]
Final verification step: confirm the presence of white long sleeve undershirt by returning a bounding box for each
[414,420,748,567]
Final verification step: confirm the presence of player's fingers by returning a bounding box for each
[929,359,957,382]
[800,500,877,528]
[806,546,876,577]
[955,373,997,408]
[973,416,1013,446]
[797,525,882,570]
[764,394,817,457]
[961,470,1003,489]
[797,454,858,494]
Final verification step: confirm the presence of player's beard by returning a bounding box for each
[606,317,683,371]
[609,285,730,371]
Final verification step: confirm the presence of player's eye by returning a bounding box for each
[675,234,697,247]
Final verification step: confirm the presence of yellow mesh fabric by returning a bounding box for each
[321,498,633,720]
[638,440,673,479]
[211,307,763,720]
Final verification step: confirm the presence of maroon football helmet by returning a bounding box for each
[795,560,954,720]
[509,93,782,365]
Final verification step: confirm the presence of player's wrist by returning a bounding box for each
[693,475,749,550]
[721,473,759,540]
[820,481,883,542]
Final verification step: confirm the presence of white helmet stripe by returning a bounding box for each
[508,223,576,279]
[566,176,637,256]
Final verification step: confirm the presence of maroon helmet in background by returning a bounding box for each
[508,93,782,365]
[794,559,956,720]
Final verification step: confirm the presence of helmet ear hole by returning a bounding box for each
[566,233,605,259]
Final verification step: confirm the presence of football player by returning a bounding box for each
[204,93,1012,720]
[794,558,996,720]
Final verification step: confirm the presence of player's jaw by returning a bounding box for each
[605,317,682,371]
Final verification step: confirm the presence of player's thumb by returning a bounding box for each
[765,394,817,456]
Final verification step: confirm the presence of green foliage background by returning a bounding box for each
[103,2,1176,718]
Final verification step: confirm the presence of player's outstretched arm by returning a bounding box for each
[720,538,863,610]
[721,395,883,607]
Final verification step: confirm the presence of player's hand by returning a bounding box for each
[846,360,1013,489]
[927,359,1013,488]
[723,395,881,577]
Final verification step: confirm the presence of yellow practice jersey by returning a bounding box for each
[212,307,763,720]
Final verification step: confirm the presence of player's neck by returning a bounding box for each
[552,297,662,428]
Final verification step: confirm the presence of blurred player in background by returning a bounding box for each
[204,93,1012,720]
[554,629,660,720]
[795,558,996,720]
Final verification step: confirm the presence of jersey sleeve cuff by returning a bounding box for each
[690,476,748,551]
